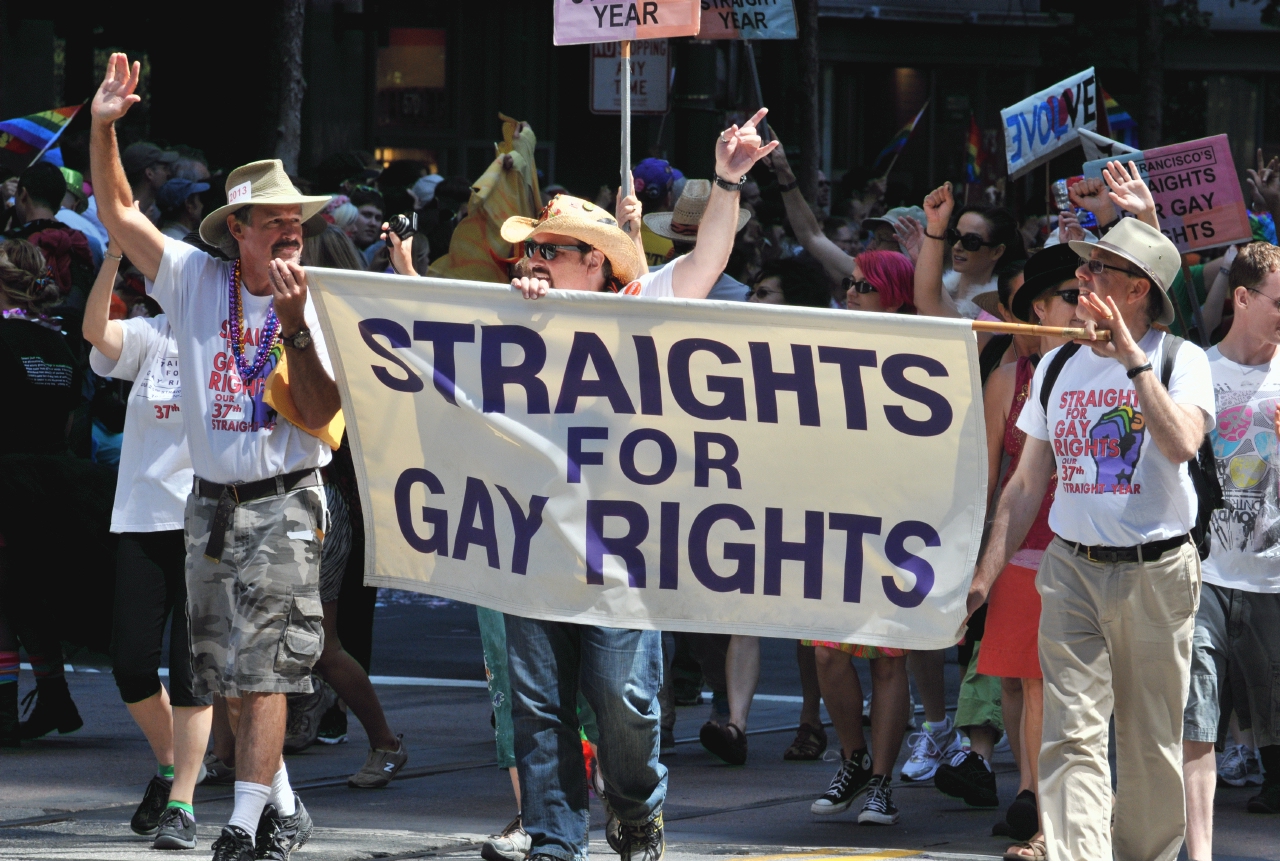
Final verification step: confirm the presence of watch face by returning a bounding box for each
[290,330,312,349]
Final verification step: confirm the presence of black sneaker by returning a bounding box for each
[210,826,256,861]
[255,794,314,860]
[153,805,198,850]
[856,774,899,825]
[809,748,874,815]
[934,750,999,808]
[316,703,348,745]
[1247,782,1280,814]
[284,679,334,754]
[130,775,172,835]
[1005,789,1038,839]
[613,811,664,861]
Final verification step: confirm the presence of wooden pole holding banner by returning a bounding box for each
[620,40,634,232]
[972,320,1112,342]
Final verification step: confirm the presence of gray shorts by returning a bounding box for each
[1184,583,1280,747]
[185,483,328,698]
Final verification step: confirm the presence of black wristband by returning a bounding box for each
[714,174,746,192]
[923,230,946,241]
[1126,362,1153,380]
[777,178,798,192]
[1099,217,1120,233]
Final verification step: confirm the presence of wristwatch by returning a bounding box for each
[714,174,747,192]
[283,327,313,351]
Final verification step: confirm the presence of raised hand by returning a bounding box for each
[381,221,417,276]
[1067,177,1118,224]
[922,182,954,232]
[268,259,310,335]
[615,182,642,237]
[1246,147,1280,216]
[1103,160,1158,229]
[1057,209,1087,244]
[92,52,142,124]
[716,108,780,182]
[764,134,795,182]
[894,216,924,263]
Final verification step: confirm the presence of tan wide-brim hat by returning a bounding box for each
[642,178,750,242]
[1070,218,1179,326]
[199,160,331,256]
[501,194,645,285]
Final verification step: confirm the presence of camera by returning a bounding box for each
[385,212,417,247]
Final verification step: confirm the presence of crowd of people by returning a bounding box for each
[1,51,1278,861]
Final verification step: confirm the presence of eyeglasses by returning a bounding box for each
[1079,257,1145,279]
[1246,287,1280,312]
[841,277,878,295]
[1051,288,1081,305]
[946,228,998,252]
[751,285,782,300]
[524,240,590,261]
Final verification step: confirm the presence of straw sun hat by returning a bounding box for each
[199,159,331,256]
[500,194,646,285]
[642,179,750,242]
[1069,218,1180,326]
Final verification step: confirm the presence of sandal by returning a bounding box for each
[783,723,827,761]
[1002,835,1046,861]
[699,720,748,765]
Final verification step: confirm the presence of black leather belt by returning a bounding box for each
[194,469,323,564]
[1063,533,1189,565]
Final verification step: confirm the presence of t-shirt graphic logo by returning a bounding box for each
[1089,405,1145,486]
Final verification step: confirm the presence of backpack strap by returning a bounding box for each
[1160,333,1185,389]
[1038,343,1082,414]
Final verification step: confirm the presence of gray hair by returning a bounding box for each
[218,205,254,258]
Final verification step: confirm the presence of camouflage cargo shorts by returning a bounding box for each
[185,482,329,698]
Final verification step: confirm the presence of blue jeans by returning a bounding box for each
[505,617,667,861]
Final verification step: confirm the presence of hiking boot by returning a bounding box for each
[699,721,747,766]
[283,678,334,754]
[130,775,171,836]
[202,752,236,785]
[18,677,83,739]
[0,683,18,748]
[935,750,999,808]
[613,812,665,861]
[153,805,198,850]
[209,825,256,861]
[900,720,961,782]
[317,704,348,745]
[255,794,313,860]
[1247,782,1280,814]
[347,735,409,788]
[856,774,899,825]
[810,748,874,815]
[1005,789,1038,841]
[481,813,532,861]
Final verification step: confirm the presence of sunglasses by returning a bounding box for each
[946,228,998,252]
[1051,288,1081,305]
[524,240,590,261]
[1078,257,1145,279]
[841,277,878,294]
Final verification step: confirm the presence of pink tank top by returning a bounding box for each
[1003,356,1057,558]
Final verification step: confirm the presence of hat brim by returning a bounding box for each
[1068,238,1176,326]
[199,194,332,249]
[500,214,645,284]
[972,290,1002,318]
[642,209,750,242]
[1012,266,1081,322]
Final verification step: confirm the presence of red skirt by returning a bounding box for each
[976,562,1042,680]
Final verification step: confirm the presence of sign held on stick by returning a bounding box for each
[553,0,701,45]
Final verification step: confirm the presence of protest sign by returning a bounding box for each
[1001,68,1098,180]
[309,271,988,649]
[591,41,670,115]
[699,0,797,39]
[1082,134,1251,253]
[553,0,701,45]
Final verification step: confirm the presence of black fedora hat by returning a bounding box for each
[1012,243,1081,323]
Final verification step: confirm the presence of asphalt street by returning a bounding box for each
[1,593,1275,861]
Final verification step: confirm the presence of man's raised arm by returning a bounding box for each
[89,53,165,280]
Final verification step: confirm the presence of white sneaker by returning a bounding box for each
[899,720,962,782]
[1219,743,1264,787]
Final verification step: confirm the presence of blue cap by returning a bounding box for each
[157,178,210,212]
[633,158,678,201]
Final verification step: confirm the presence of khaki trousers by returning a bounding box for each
[1037,537,1199,861]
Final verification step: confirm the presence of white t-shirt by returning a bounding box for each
[1201,347,1280,592]
[638,260,748,301]
[1017,328,1216,547]
[626,264,677,298]
[149,239,333,484]
[89,315,192,532]
[943,269,997,320]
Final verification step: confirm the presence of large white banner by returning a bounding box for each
[309,271,987,649]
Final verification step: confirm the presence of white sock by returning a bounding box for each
[270,765,296,816]
[228,781,271,834]
[925,715,953,735]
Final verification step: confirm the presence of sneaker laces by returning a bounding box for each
[824,757,860,796]
[617,814,663,860]
[905,730,940,762]
[862,776,892,811]
[1219,743,1245,772]
[496,815,523,838]
[19,688,36,719]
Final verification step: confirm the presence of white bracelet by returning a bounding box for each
[105,252,123,261]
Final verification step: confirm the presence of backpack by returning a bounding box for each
[1038,335,1224,560]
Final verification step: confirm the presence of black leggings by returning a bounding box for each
[110,531,210,707]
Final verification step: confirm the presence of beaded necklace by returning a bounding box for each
[226,259,282,382]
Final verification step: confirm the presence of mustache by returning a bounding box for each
[272,239,302,253]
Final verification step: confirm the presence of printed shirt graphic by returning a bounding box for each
[1201,347,1280,592]
[89,315,193,532]
[148,239,333,485]
[1017,328,1216,547]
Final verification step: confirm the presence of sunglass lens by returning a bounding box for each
[1059,289,1080,304]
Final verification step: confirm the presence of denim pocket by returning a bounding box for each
[275,592,324,672]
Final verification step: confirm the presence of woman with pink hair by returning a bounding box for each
[844,249,916,314]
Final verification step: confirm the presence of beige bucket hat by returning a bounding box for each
[642,179,750,242]
[199,160,331,255]
[1069,218,1180,326]
[501,194,645,285]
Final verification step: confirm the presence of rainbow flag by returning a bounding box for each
[0,104,81,166]
[872,101,928,173]
[965,114,984,182]
[1098,89,1138,148]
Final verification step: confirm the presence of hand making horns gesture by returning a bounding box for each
[715,108,779,181]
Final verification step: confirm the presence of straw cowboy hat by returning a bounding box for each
[1069,218,1180,326]
[500,194,645,285]
[199,160,330,255]
[642,179,750,242]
